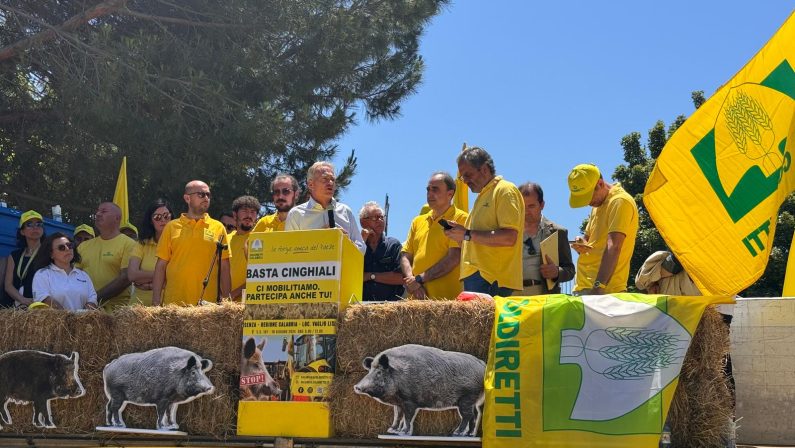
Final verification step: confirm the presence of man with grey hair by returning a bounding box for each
[444,146,524,296]
[254,174,300,233]
[359,201,407,301]
[285,161,365,253]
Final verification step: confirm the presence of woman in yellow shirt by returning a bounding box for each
[127,199,173,306]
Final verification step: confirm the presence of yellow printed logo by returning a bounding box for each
[204,228,215,242]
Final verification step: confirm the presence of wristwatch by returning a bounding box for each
[370,273,376,281]
[593,280,604,289]
[463,229,472,241]
[415,275,424,284]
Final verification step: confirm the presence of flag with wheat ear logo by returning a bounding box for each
[644,11,795,296]
[482,293,732,448]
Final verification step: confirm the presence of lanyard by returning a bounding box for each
[16,245,39,280]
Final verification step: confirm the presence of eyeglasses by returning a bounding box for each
[224,224,236,232]
[24,221,44,228]
[272,188,293,196]
[152,213,172,222]
[56,242,74,252]
[364,215,385,222]
[524,237,536,256]
[188,191,212,199]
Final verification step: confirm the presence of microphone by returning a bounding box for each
[327,206,336,229]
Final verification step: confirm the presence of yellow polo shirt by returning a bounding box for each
[130,239,158,306]
[403,206,469,300]
[460,176,524,291]
[76,233,136,311]
[229,230,250,296]
[253,213,286,232]
[575,183,638,293]
[156,213,231,306]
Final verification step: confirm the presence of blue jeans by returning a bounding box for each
[463,271,515,297]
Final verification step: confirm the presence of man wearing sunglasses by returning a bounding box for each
[153,180,231,306]
[519,182,575,295]
[228,195,261,301]
[254,174,300,233]
[76,202,137,311]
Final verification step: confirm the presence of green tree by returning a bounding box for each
[0,0,448,223]
[613,90,792,296]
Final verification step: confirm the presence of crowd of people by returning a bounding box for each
[1,146,650,310]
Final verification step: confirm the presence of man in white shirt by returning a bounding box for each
[285,161,366,254]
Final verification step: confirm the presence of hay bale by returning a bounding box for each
[336,299,494,373]
[328,374,461,438]
[669,306,733,448]
[244,302,339,320]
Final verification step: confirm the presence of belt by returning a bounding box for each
[523,279,543,287]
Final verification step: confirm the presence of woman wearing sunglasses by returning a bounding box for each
[3,210,46,308]
[127,199,173,306]
[30,232,98,310]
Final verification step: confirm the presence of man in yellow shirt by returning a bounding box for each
[568,163,639,295]
[401,172,468,300]
[152,180,231,306]
[445,147,524,296]
[229,195,260,300]
[77,202,136,311]
[254,174,300,233]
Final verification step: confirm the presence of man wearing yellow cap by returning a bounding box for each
[120,222,138,241]
[73,224,95,248]
[568,163,638,295]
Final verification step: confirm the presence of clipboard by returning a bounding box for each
[540,231,559,291]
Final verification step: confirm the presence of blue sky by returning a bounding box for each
[332,2,795,242]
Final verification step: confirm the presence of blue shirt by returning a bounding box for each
[363,235,404,301]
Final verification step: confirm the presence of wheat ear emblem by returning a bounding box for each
[724,89,781,172]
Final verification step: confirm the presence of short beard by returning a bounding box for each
[275,202,293,213]
[240,223,253,232]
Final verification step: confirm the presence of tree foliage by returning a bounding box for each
[614,90,792,296]
[0,0,448,222]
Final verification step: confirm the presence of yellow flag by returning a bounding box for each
[483,293,732,448]
[784,230,795,295]
[113,156,129,226]
[454,142,469,211]
[644,12,795,295]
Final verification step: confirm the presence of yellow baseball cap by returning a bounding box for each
[568,164,601,208]
[120,222,138,235]
[74,224,95,237]
[28,301,49,310]
[19,210,43,228]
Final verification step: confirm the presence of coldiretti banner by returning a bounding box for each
[246,229,362,306]
[644,12,795,295]
[483,294,731,448]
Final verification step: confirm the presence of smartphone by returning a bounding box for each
[438,219,453,230]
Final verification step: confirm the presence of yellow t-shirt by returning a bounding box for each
[574,183,639,293]
[253,213,286,232]
[156,213,231,306]
[403,206,469,300]
[76,233,136,311]
[129,239,158,306]
[460,176,525,291]
[229,230,250,295]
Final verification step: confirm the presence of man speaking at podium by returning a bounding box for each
[285,161,366,254]
[152,180,231,306]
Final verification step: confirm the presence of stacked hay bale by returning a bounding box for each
[328,300,733,448]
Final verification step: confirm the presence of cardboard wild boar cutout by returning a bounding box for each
[0,350,85,429]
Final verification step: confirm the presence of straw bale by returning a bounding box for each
[669,306,733,448]
[244,302,339,320]
[328,374,462,438]
[336,299,494,373]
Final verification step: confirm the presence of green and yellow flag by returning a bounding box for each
[454,142,469,211]
[113,156,129,226]
[483,294,731,448]
[644,12,795,295]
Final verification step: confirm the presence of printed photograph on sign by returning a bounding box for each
[0,350,85,429]
[240,333,335,402]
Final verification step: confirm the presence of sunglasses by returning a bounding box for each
[152,213,172,222]
[224,224,236,232]
[56,242,74,252]
[364,215,385,222]
[524,237,536,256]
[272,188,293,196]
[24,221,44,228]
[188,191,212,199]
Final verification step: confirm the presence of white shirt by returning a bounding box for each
[285,197,366,254]
[32,264,98,311]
